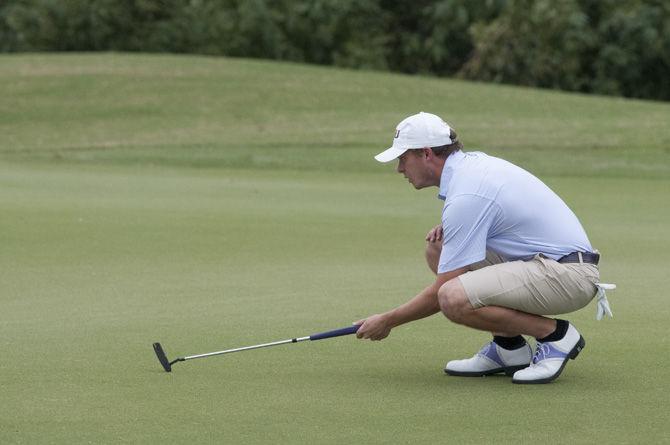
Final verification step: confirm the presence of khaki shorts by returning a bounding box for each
[458,251,600,315]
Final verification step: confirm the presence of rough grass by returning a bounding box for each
[1,54,669,444]
[1,53,668,177]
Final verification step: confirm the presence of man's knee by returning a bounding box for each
[438,279,472,323]
[425,240,441,275]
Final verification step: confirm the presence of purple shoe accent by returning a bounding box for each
[532,342,568,364]
[477,342,504,366]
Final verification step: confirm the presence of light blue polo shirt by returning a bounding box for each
[437,150,593,273]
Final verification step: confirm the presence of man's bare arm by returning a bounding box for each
[356,267,468,340]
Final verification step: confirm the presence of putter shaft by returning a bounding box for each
[183,336,310,361]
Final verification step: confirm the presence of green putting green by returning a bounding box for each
[1,54,669,444]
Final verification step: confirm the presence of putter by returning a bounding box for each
[153,324,360,372]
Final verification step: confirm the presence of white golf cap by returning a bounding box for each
[374,112,454,163]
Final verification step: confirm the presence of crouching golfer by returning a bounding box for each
[356,112,612,384]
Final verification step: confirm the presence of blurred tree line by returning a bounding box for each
[1,0,668,100]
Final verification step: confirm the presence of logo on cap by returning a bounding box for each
[394,130,400,139]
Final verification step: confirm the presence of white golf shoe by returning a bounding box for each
[445,340,532,377]
[512,323,585,384]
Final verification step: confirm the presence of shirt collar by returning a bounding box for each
[437,150,466,201]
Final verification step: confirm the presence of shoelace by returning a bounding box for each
[531,343,551,365]
[477,342,492,357]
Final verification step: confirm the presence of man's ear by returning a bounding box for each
[422,148,432,159]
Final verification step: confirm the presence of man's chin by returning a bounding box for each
[406,177,427,189]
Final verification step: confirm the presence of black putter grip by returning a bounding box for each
[309,325,360,341]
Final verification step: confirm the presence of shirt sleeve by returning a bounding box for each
[438,194,499,273]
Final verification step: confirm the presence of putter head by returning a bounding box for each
[153,342,172,372]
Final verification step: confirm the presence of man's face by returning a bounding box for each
[396,149,432,189]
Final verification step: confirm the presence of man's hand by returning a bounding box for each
[425,223,443,243]
[354,314,393,341]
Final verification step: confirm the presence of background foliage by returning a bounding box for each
[1,0,668,100]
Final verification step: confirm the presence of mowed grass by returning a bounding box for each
[1,54,669,444]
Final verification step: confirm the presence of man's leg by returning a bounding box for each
[437,278,555,338]
[439,258,597,383]
[428,243,526,338]
[428,243,533,376]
